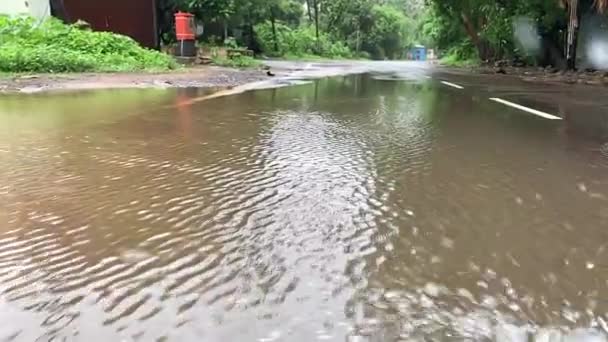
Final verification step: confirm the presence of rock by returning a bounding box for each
[196,56,213,65]
[544,66,557,73]
[585,79,602,85]
[153,80,172,88]
[18,75,40,80]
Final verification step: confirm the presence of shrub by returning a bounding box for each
[254,22,352,59]
[0,16,177,73]
[440,41,480,67]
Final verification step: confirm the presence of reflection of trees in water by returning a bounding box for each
[334,78,443,340]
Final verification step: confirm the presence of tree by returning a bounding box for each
[424,0,608,69]
[158,0,423,59]
[366,5,411,59]
[313,0,320,48]
[562,0,607,69]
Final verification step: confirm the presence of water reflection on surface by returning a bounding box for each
[0,76,607,341]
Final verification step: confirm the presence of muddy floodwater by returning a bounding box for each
[1,72,608,341]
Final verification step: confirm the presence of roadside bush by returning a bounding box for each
[254,22,352,59]
[0,16,177,73]
[440,41,480,67]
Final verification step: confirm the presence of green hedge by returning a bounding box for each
[0,16,177,73]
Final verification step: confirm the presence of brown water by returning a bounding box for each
[1,75,608,341]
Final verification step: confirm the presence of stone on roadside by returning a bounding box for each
[585,79,602,85]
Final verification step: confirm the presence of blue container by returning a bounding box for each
[411,46,427,61]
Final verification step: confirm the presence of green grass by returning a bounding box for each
[440,54,480,67]
[0,16,177,73]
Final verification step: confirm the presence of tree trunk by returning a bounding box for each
[223,19,228,41]
[270,8,279,53]
[566,0,580,70]
[306,0,313,22]
[461,13,492,61]
[313,0,320,52]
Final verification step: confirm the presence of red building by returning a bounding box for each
[51,0,159,49]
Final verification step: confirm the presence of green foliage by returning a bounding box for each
[166,0,236,22]
[423,0,576,66]
[161,0,427,61]
[315,0,423,60]
[223,37,239,48]
[364,5,412,59]
[254,23,352,58]
[440,43,480,67]
[0,16,177,73]
[212,55,260,68]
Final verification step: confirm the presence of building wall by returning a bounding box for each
[0,1,30,16]
[61,0,158,49]
[0,0,50,19]
[28,0,51,19]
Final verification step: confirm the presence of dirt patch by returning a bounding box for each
[462,65,608,87]
[0,66,269,94]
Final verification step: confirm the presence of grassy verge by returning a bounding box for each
[438,44,480,68]
[0,16,177,73]
[211,56,261,68]
[440,54,480,67]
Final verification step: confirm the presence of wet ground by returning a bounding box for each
[0,66,267,94]
[1,62,608,341]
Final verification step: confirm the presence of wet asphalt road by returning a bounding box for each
[1,61,608,341]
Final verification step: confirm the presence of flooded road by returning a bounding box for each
[1,67,608,341]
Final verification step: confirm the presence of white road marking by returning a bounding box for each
[423,75,432,79]
[489,98,562,120]
[441,81,464,89]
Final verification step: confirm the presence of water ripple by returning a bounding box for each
[0,77,607,340]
